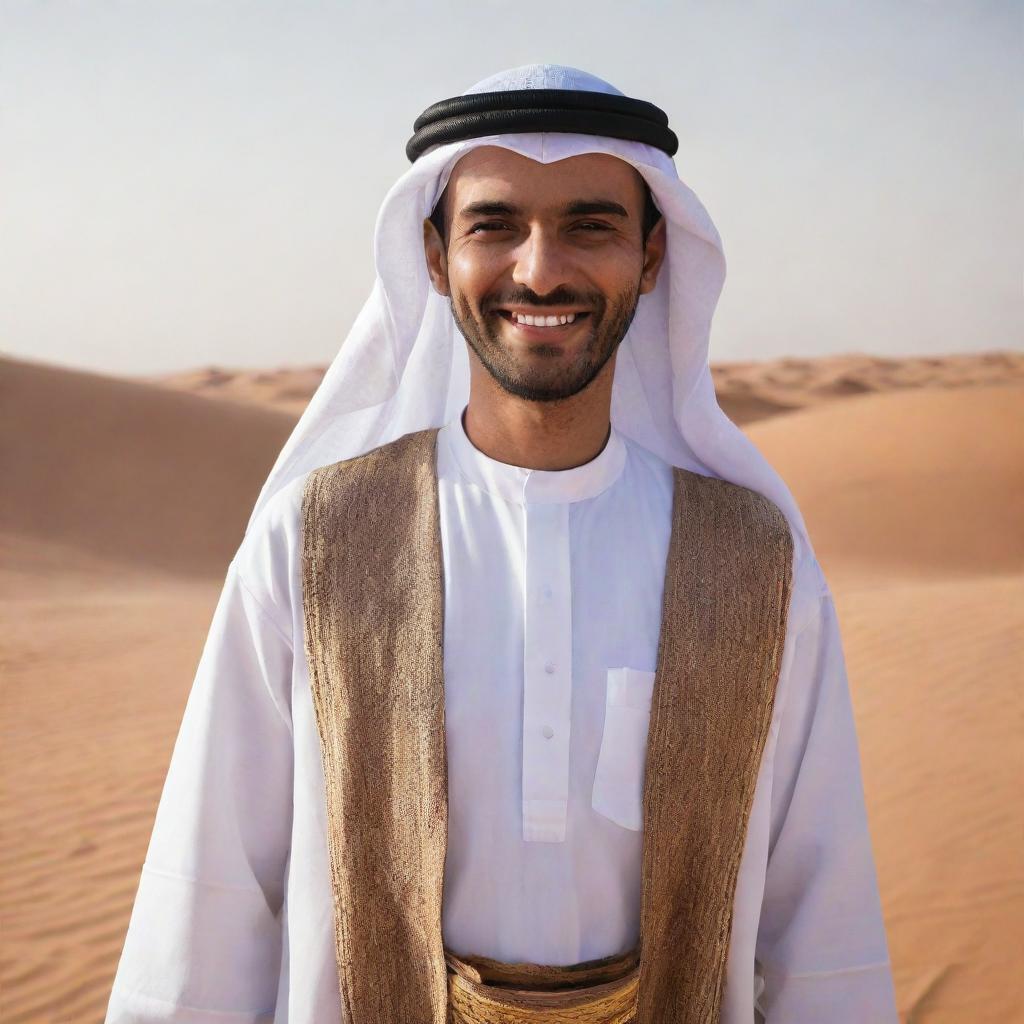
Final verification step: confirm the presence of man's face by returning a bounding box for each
[423,147,666,403]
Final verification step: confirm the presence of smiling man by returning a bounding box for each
[106,66,898,1024]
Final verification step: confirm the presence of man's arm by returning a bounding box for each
[754,578,898,1022]
[105,557,294,1024]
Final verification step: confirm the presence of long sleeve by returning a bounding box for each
[754,583,898,1022]
[105,558,295,1023]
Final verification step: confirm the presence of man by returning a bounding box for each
[106,65,897,1023]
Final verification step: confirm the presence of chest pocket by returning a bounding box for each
[591,668,657,831]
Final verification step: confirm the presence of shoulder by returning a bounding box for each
[671,468,797,568]
[786,529,830,636]
[241,473,306,558]
[301,430,442,544]
[305,429,440,493]
[229,429,437,610]
[670,466,828,634]
[231,474,307,632]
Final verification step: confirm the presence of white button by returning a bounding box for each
[542,725,555,739]
[544,662,556,675]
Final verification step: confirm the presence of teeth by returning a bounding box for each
[512,312,579,327]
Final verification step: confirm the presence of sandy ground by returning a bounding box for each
[1,351,1021,1022]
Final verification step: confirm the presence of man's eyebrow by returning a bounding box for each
[563,200,630,218]
[456,199,631,219]
[458,201,522,219]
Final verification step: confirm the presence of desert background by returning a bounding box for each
[2,351,1022,1022]
[2,0,1022,1021]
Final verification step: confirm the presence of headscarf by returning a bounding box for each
[245,63,814,559]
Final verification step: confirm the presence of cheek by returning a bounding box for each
[587,246,645,295]
[447,249,506,306]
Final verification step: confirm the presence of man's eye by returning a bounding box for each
[469,221,510,234]
[574,221,612,232]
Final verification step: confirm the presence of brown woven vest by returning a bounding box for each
[301,428,794,1024]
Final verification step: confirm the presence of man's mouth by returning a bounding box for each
[493,308,592,329]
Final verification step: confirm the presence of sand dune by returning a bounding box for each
[713,350,1024,425]
[151,364,327,418]
[1,353,1021,1022]
[1,357,296,577]
[745,386,1024,585]
[152,350,1024,425]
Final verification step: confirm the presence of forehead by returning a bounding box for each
[445,146,645,211]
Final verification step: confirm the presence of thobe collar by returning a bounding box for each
[442,408,627,506]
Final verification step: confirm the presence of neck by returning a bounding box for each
[462,353,616,471]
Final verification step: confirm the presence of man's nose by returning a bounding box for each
[511,228,573,298]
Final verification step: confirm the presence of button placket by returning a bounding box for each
[521,500,572,843]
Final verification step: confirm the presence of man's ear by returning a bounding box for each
[423,218,450,297]
[638,217,667,296]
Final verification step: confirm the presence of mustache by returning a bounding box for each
[482,286,603,312]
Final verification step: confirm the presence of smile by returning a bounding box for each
[495,310,591,329]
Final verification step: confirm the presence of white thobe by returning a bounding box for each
[106,414,898,1023]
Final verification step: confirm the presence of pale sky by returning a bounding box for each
[1,0,1021,375]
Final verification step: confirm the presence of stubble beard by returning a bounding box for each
[449,283,642,404]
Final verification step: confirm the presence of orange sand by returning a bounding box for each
[1,352,1021,1022]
